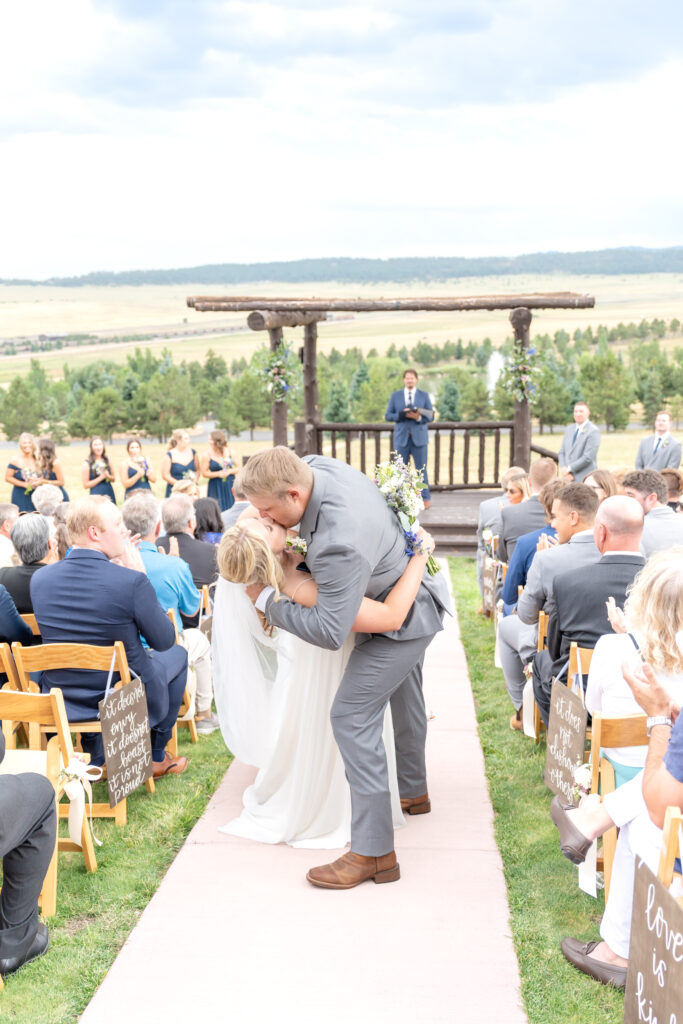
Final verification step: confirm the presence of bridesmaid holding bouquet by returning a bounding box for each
[5,433,48,512]
[200,429,239,511]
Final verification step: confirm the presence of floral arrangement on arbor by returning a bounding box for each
[503,339,540,403]
[258,342,298,403]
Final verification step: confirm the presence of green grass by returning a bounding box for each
[0,728,231,1023]
[448,558,623,1024]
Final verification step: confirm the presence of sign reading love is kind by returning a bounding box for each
[545,680,588,803]
[99,677,153,808]
[624,860,683,1024]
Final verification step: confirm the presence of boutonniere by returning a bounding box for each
[662,438,670,448]
[286,535,307,556]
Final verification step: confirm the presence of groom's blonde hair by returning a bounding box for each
[236,446,313,499]
[217,522,284,595]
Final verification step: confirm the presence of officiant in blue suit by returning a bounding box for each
[385,369,434,507]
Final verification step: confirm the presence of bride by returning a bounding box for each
[212,512,435,849]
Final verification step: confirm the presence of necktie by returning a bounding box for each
[572,427,579,445]
[653,437,661,455]
[408,391,414,406]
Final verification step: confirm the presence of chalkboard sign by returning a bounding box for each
[98,677,153,808]
[544,679,588,802]
[624,860,683,1024]
[482,557,498,616]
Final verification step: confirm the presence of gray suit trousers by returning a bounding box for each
[330,629,440,857]
[0,773,56,960]
[497,614,538,709]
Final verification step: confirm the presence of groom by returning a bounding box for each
[238,446,449,889]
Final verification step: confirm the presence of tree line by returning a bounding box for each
[0,316,681,444]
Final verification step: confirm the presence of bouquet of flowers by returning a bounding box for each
[182,469,197,482]
[258,341,299,403]
[93,459,108,478]
[21,468,41,495]
[285,535,308,556]
[133,456,148,483]
[374,454,439,575]
[501,339,540,403]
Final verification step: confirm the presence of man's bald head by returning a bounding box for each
[593,495,644,554]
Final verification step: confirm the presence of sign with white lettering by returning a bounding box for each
[482,556,498,616]
[624,859,683,1024]
[544,679,588,802]
[98,677,153,808]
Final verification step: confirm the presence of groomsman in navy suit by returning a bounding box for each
[385,369,434,507]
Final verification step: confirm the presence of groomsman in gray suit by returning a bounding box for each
[239,447,449,889]
[558,402,601,482]
[635,411,682,470]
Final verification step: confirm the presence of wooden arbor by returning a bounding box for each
[187,292,595,470]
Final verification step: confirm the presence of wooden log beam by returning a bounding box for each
[268,327,288,447]
[247,310,327,331]
[187,292,595,313]
[303,321,320,452]
[510,307,533,472]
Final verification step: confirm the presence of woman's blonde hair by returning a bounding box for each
[507,471,530,500]
[170,428,190,449]
[218,522,284,594]
[624,547,683,673]
[18,432,37,460]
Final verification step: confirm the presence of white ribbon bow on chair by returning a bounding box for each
[60,758,104,848]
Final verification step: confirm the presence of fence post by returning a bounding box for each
[510,307,533,471]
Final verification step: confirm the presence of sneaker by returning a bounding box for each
[195,713,220,735]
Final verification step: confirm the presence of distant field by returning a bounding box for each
[0,428,658,506]
[1,272,683,385]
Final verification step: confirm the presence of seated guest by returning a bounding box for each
[497,458,557,562]
[660,467,683,512]
[0,515,55,613]
[475,465,526,607]
[30,496,189,777]
[122,492,218,735]
[583,469,618,502]
[0,584,33,645]
[532,495,645,727]
[635,410,681,470]
[220,479,250,530]
[0,504,19,568]
[30,483,64,538]
[622,468,683,556]
[156,495,218,630]
[0,731,55,978]
[559,658,683,989]
[500,483,600,731]
[500,479,566,615]
[193,497,223,546]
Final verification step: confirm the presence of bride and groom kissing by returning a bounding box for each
[219,446,450,889]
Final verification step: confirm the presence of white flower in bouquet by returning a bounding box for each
[374,453,439,576]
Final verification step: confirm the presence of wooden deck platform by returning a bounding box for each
[421,489,496,555]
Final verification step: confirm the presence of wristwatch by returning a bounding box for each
[646,715,673,736]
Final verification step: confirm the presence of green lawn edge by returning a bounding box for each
[1,729,231,1023]
[448,557,624,1024]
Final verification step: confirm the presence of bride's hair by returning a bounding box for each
[217,522,284,596]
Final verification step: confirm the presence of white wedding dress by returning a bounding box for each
[212,577,404,849]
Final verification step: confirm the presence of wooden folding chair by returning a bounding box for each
[165,609,199,757]
[0,687,98,920]
[588,712,648,899]
[19,613,40,637]
[12,641,155,827]
[658,806,683,908]
[533,611,549,744]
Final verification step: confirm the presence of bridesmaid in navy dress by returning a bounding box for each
[200,429,239,511]
[119,438,157,500]
[5,433,48,512]
[81,437,116,502]
[161,429,199,498]
[38,438,69,500]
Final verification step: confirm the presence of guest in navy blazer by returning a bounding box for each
[385,368,434,505]
[30,496,189,776]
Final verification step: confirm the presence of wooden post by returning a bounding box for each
[510,307,533,471]
[303,321,320,455]
[268,327,288,447]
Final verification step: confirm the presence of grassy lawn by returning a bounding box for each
[0,727,231,1023]
[449,557,623,1024]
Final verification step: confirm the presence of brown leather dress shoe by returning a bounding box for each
[400,793,431,815]
[307,851,400,889]
[550,795,592,864]
[561,937,627,988]
[152,753,189,778]
[510,711,523,731]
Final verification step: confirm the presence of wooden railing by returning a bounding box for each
[298,420,528,490]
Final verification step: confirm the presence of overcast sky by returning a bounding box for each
[3,0,683,279]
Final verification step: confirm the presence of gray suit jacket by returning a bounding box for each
[557,421,601,482]
[641,505,683,557]
[498,496,547,562]
[517,532,601,625]
[266,456,449,649]
[635,434,682,471]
